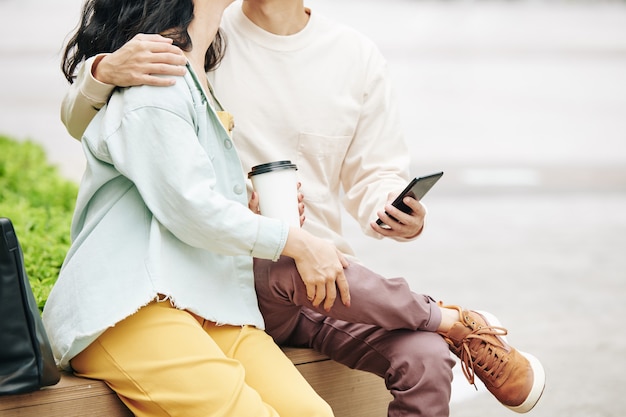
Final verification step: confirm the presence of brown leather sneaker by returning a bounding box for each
[439,304,545,413]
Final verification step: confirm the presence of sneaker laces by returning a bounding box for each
[454,318,509,387]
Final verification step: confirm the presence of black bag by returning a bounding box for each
[0,217,60,394]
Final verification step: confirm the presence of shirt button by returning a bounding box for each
[224,139,233,149]
[233,184,244,195]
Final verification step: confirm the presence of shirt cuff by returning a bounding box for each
[251,216,289,262]
[80,55,116,107]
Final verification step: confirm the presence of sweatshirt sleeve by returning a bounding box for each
[61,55,116,140]
[340,50,415,241]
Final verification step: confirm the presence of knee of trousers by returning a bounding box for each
[386,332,455,390]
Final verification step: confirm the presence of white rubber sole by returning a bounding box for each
[507,351,546,413]
[474,311,546,413]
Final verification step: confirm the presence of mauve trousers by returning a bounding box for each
[254,257,455,417]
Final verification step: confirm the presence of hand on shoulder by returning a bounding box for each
[93,34,188,88]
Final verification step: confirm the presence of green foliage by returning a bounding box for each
[0,135,77,311]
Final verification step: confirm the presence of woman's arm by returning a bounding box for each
[250,185,348,310]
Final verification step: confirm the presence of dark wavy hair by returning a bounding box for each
[61,0,225,83]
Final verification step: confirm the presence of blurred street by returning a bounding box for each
[1,0,625,416]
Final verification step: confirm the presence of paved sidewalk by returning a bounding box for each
[1,0,625,416]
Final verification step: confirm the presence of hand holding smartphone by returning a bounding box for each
[375,171,443,229]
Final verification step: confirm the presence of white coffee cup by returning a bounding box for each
[248,160,300,227]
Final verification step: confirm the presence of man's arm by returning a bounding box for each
[61,55,114,139]
[61,34,187,139]
[341,50,425,241]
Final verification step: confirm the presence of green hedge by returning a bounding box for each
[0,135,78,312]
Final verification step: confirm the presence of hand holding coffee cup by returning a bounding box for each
[248,161,300,227]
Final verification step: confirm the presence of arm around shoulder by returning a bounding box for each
[61,55,115,140]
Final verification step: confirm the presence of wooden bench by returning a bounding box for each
[0,348,392,417]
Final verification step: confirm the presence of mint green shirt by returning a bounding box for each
[43,65,289,370]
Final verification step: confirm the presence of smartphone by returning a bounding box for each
[375,171,444,228]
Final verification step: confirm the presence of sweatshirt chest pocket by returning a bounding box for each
[296,133,352,202]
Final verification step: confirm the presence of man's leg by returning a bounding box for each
[254,256,441,338]
[254,257,545,415]
[296,311,454,417]
[254,257,454,417]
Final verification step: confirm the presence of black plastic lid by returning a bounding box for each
[248,160,298,178]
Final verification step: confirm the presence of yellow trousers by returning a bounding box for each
[71,300,333,417]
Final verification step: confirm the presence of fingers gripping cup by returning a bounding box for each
[248,161,300,227]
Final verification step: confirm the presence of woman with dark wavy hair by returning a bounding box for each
[43,0,347,415]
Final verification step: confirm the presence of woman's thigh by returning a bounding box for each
[71,301,282,417]
[208,322,333,417]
